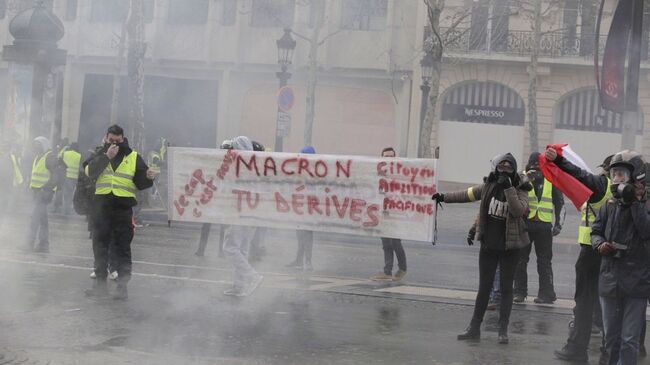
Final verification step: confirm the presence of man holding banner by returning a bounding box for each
[222,136,264,297]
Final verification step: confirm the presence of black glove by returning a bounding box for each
[552,224,562,236]
[467,226,476,246]
[497,174,512,188]
[432,193,445,202]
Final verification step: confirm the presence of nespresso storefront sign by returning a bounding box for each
[441,104,525,126]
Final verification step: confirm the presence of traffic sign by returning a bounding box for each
[277,86,294,112]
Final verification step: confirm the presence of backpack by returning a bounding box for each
[73,164,95,215]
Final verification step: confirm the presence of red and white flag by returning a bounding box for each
[538,144,594,210]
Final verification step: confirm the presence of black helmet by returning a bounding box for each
[252,141,265,152]
[609,150,646,183]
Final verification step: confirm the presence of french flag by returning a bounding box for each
[538,144,594,210]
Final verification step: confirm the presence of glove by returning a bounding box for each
[496,174,512,188]
[432,193,445,202]
[552,224,562,236]
[467,226,476,246]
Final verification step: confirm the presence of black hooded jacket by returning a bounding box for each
[85,138,152,209]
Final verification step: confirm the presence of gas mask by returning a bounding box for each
[610,166,635,203]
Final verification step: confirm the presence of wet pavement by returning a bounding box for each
[0,201,648,364]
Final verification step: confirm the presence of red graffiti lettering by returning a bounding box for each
[336,160,352,178]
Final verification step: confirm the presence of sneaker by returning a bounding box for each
[370,273,393,281]
[223,287,246,297]
[244,274,264,296]
[109,271,119,281]
[513,294,526,303]
[90,271,97,279]
[393,270,407,281]
[534,297,555,304]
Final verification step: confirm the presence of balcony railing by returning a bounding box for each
[439,28,637,60]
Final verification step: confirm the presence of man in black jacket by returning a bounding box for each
[547,149,612,362]
[591,150,650,365]
[84,125,154,300]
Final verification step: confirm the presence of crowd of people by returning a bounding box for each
[2,125,650,364]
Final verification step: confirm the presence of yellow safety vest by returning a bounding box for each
[95,152,138,198]
[528,178,554,222]
[62,150,81,179]
[11,154,23,187]
[30,151,53,189]
[148,151,161,174]
[578,178,612,245]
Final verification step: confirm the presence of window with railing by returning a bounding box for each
[555,88,643,133]
[250,0,295,28]
[340,0,387,31]
[168,0,208,25]
[469,0,510,52]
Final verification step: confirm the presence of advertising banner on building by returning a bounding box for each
[168,148,438,242]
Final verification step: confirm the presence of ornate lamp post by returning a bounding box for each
[275,28,296,152]
[418,49,434,158]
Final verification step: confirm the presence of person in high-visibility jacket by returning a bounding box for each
[548,150,613,363]
[53,142,81,215]
[513,152,564,304]
[26,136,62,253]
[83,125,154,300]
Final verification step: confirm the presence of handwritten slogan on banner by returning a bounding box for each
[167,148,438,241]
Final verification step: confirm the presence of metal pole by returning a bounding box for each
[418,81,431,158]
[275,68,290,152]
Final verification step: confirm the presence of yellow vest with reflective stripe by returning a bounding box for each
[11,154,23,186]
[57,145,69,158]
[30,151,53,189]
[528,179,554,222]
[148,151,161,174]
[62,150,81,179]
[95,152,138,198]
[578,178,612,245]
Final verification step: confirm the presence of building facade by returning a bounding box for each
[0,0,647,184]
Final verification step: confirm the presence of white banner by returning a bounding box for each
[167,148,438,241]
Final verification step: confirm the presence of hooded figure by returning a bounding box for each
[432,152,531,344]
[222,136,264,296]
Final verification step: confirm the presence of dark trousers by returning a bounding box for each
[294,230,314,264]
[381,237,407,275]
[27,190,51,249]
[472,247,520,328]
[600,295,647,365]
[566,245,602,352]
[92,205,134,282]
[514,226,556,300]
[53,178,75,214]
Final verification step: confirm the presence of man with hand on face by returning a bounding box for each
[591,151,650,365]
[83,125,154,300]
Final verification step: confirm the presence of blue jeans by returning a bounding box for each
[600,295,648,365]
[490,263,501,301]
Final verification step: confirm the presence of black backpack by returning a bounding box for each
[73,163,95,215]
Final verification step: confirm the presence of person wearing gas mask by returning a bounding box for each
[84,125,155,300]
[546,150,613,363]
[591,150,650,365]
[513,152,564,304]
[432,153,531,344]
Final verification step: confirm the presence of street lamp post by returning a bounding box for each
[418,49,434,158]
[275,28,296,152]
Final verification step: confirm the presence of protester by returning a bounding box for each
[433,153,531,344]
